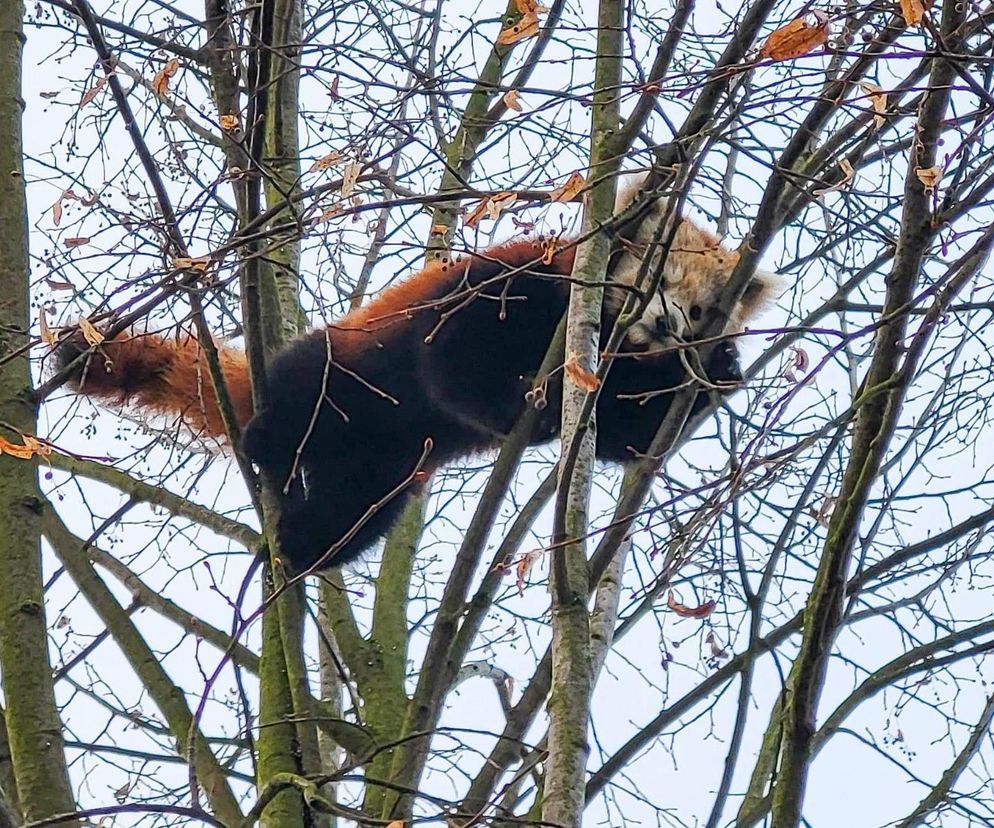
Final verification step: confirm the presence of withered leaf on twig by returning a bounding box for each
[667,590,716,619]
[497,12,541,45]
[151,58,179,97]
[758,12,829,62]
[502,90,523,111]
[900,0,931,26]
[309,150,345,172]
[0,434,53,461]
[550,171,586,203]
[861,81,887,129]
[916,165,942,193]
[78,317,104,347]
[80,78,106,107]
[564,356,600,392]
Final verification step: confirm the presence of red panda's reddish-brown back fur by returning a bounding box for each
[56,194,777,572]
[58,239,574,445]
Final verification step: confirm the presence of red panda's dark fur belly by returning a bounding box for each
[241,240,742,572]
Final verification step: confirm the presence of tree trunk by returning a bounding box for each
[0,1,78,822]
[543,0,624,824]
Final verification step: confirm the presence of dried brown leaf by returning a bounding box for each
[503,89,523,111]
[80,78,106,107]
[666,590,716,619]
[78,317,104,347]
[340,162,362,197]
[916,165,942,192]
[314,204,344,225]
[219,113,239,131]
[350,193,363,221]
[516,549,542,595]
[151,58,179,97]
[464,199,490,230]
[39,310,55,345]
[45,278,75,291]
[172,256,211,272]
[541,237,558,265]
[792,345,810,373]
[860,81,887,129]
[488,191,517,218]
[812,158,855,197]
[309,150,345,172]
[63,237,90,248]
[22,435,53,458]
[497,12,540,45]
[467,192,518,228]
[551,171,586,203]
[811,495,836,527]
[0,434,51,460]
[758,12,829,62]
[0,436,37,460]
[52,199,63,227]
[900,0,930,26]
[564,355,600,392]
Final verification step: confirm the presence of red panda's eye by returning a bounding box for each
[689,305,702,321]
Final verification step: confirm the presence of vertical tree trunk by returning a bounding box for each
[257,577,308,827]
[767,2,965,825]
[262,0,306,340]
[543,0,624,824]
[0,1,78,823]
[219,0,312,824]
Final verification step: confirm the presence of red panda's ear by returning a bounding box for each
[740,269,783,320]
[612,170,651,214]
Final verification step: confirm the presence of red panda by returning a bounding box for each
[54,178,778,572]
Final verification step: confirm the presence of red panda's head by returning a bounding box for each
[607,172,781,348]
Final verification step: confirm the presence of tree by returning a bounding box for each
[2,0,993,826]
[0,0,78,823]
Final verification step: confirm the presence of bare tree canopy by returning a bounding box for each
[0,0,992,826]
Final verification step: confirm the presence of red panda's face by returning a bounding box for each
[624,266,779,349]
[625,292,688,347]
[609,174,780,348]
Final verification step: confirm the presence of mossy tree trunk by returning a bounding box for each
[761,2,966,825]
[203,0,316,823]
[0,1,79,823]
[542,0,624,824]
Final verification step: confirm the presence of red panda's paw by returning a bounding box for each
[241,408,273,466]
[706,340,743,387]
[273,483,418,572]
[273,509,336,572]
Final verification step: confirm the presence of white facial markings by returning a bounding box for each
[634,293,681,342]
[611,173,781,349]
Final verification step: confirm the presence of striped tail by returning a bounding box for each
[55,329,255,441]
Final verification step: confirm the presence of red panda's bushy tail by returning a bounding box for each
[55,330,254,442]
